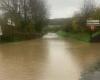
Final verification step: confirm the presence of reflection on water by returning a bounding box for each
[0,34,99,80]
[43,33,59,39]
[0,39,48,80]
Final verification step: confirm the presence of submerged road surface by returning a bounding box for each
[0,33,100,80]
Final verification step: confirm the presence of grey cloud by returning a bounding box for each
[47,0,100,19]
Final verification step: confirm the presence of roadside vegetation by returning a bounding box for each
[57,0,100,42]
[0,0,48,42]
[0,0,100,42]
[57,31,90,42]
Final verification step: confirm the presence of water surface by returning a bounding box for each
[0,33,100,80]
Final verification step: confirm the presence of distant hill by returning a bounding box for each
[49,18,72,25]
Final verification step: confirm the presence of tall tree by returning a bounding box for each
[81,0,96,18]
[0,0,48,35]
[79,0,96,31]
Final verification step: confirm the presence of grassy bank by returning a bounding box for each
[57,31,90,42]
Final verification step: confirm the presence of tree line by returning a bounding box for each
[64,0,100,33]
[0,0,48,41]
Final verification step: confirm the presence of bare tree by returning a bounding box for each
[0,0,48,38]
[77,0,96,31]
[81,0,96,18]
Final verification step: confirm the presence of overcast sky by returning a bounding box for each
[47,0,100,19]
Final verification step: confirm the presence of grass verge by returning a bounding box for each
[57,31,90,42]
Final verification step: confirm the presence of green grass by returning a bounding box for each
[57,31,90,42]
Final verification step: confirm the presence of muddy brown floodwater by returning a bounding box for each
[0,33,100,80]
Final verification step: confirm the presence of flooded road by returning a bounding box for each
[0,33,100,80]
